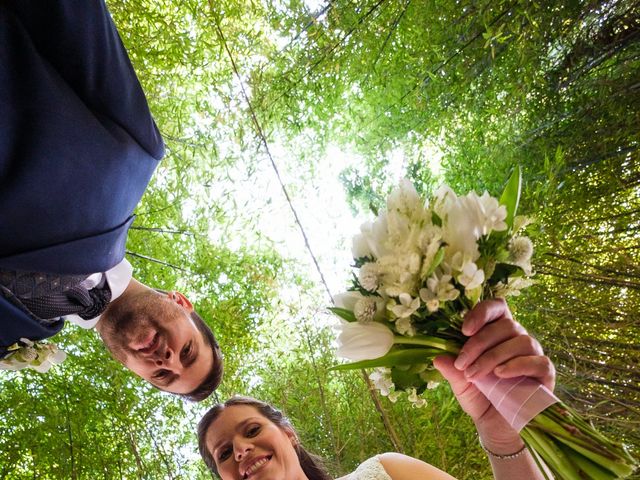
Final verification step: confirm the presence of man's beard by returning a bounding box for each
[100,309,164,361]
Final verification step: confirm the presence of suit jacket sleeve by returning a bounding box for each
[3,0,164,159]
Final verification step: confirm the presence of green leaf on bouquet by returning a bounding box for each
[418,368,444,383]
[431,211,442,227]
[488,262,525,285]
[391,368,424,391]
[329,348,441,371]
[328,307,357,322]
[499,166,522,230]
[425,247,445,277]
[353,256,374,268]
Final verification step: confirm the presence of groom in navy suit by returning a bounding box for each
[0,0,222,401]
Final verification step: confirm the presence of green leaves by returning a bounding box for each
[329,348,441,371]
[499,166,522,231]
[488,262,525,285]
[424,247,445,278]
[328,307,357,323]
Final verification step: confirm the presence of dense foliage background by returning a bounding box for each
[1,0,638,478]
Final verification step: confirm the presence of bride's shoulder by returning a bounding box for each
[345,453,458,480]
[338,455,392,480]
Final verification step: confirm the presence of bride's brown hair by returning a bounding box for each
[198,396,331,480]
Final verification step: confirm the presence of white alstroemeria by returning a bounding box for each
[388,390,402,403]
[468,191,508,235]
[441,197,482,260]
[419,287,440,313]
[0,339,67,373]
[395,316,416,336]
[509,236,534,274]
[354,297,378,323]
[407,388,427,408]
[426,381,440,390]
[336,321,395,361]
[449,252,467,272]
[369,368,394,397]
[419,272,458,312]
[458,261,485,291]
[358,262,380,292]
[428,274,460,302]
[389,293,420,318]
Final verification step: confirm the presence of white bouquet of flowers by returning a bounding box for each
[0,338,66,372]
[330,169,636,480]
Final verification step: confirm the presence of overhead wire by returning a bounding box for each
[205,1,409,451]
[208,2,334,302]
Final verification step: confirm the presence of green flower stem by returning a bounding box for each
[558,443,619,480]
[522,426,584,480]
[393,335,461,354]
[551,434,634,478]
[543,406,634,464]
[531,413,614,458]
[532,409,635,477]
[520,428,563,480]
[521,435,554,480]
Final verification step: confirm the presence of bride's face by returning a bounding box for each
[204,405,306,480]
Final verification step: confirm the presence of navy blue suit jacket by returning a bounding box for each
[0,0,164,354]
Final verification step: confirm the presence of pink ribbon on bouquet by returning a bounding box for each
[473,374,559,432]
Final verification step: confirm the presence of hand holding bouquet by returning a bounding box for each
[330,170,636,479]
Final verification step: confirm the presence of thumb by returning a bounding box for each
[434,355,492,420]
[433,355,469,396]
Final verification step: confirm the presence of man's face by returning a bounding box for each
[98,292,213,395]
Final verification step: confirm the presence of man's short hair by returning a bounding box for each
[181,310,223,402]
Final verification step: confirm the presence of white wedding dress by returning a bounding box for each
[344,456,392,480]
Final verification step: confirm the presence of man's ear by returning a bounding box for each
[167,291,194,312]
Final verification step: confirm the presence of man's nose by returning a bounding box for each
[153,345,175,367]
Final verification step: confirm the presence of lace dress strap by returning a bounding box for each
[347,456,392,480]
